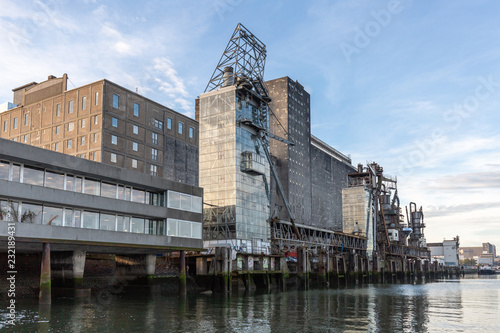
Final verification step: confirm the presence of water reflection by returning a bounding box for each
[2,276,500,332]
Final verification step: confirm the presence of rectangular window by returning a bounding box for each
[67,139,72,149]
[132,142,138,151]
[56,104,61,116]
[152,132,158,145]
[92,133,97,142]
[54,142,59,151]
[112,117,118,127]
[166,219,202,239]
[100,213,116,231]
[113,94,119,108]
[13,117,18,129]
[167,117,172,129]
[23,134,27,143]
[23,166,44,186]
[132,189,146,203]
[189,127,194,139]
[116,216,130,232]
[101,182,116,198]
[131,217,145,233]
[43,206,63,226]
[133,103,139,117]
[94,115,98,125]
[133,125,138,135]
[94,92,99,105]
[132,159,137,168]
[82,96,87,110]
[150,165,157,176]
[151,148,158,161]
[68,122,74,131]
[154,119,163,130]
[111,135,117,145]
[0,161,9,180]
[91,151,97,161]
[82,211,99,229]
[81,119,86,128]
[110,153,117,163]
[21,203,42,224]
[83,178,100,195]
[178,122,183,134]
[55,126,60,134]
[167,191,202,213]
[3,120,7,132]
[45,171,65,190]
[68,100,74,114]
[80,136,85,145]
[24,113,29,126]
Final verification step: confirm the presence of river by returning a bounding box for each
[1,275,499,332]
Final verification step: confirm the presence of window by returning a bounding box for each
[82,211,99,229]
[43,206,63,226]
[94,92,99,105]
[23,135,27,143]
[152,132,158,145]
[132,189,145,203]
[81,119,86,128]
[151,148,158,161]
[154,119,163,130]
[23,166,44,186]
[178,122,183,134]
[55,126,60,134]
[80,154,85,158]
[101,182,116,198]
[189,127,194,139]
[111,135,117,145]
[167,117,172,129]
[150,165,157,176]
[80,136,85,145]
[67,139,72,149]
[94,115,98,125]
[133,125,138,135]
[82,96,87,110]
[166,219,202,239]
[83,178,100,195]
[167,191,202,213]
[133,103,139,117]
[45,171,65,190]
[131,217,145,233]
[91,151,97,161]
[132,142,138,151]
[68,122,75,131]
[3,120,7,132]
[68,100,74,114]
[13,117,18,129]
[100,214,116,231]
[110,153,117,163]
[132,159,137,168]
[54,142,59,151]
[92,133,97,142]
[56,104,61,116]
[113,94,119,108]
[24,113,29,126]
[112,117,118,127]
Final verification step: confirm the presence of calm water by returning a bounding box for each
[1,275,499,332]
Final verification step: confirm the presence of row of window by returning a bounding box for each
[0,161,164,206]
[0,160,203,212]
[110,114,195,138]
[5,93,99,132]
[3,114,99,137]
[0,199,201,239]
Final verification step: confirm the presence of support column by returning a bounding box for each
[39,243,51,304]
[72,251,86,288]
[179,251,187,295]
[318,251,327,288]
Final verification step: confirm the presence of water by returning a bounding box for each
[1,276,499,332]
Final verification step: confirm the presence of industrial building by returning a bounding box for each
[459,242,497,265]
[428,237,460,267]
[266,77,355,231]
[0,74,198,186]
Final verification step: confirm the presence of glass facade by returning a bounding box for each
[199,87,270,242]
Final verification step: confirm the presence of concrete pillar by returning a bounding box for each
[179,251,186,295]
[318,251,326,288]
[72,251,86,288]
[39,243,51,304]
[196,257,208,275]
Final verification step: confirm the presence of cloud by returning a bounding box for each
[426,202,500,218]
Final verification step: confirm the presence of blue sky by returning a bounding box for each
[1,0,499,247]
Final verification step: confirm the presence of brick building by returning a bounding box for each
[0,74,198,186]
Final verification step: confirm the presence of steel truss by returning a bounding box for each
[205,23,266,92]
[270,219,367,255]
[389,244,431,259]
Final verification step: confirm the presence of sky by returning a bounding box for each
[0,0,499,248]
